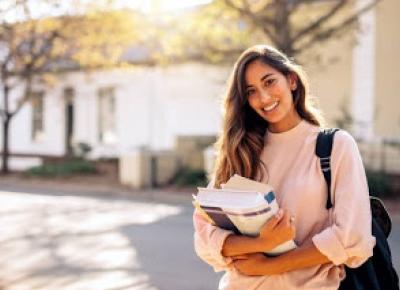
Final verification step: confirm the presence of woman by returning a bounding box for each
[193,45,375,290]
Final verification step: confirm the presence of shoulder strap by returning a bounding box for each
[316,128,340,210]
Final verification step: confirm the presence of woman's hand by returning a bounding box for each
[232,253,281,276]
[221,209,295,257]
[257,209,296,251]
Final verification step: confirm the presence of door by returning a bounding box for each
[64,87,74,156]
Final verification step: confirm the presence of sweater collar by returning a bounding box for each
[264,119,311,144]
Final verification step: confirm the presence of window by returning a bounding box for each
[31,91,45,141]
[98,87,117,144]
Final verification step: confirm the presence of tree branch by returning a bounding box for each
[294,0,381,54]
[223,0,279,44]
[292,0,347,44]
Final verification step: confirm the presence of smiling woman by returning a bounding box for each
[193,44,376,290]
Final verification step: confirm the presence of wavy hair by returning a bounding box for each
[212,45,325,188]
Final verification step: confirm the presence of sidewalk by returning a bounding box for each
[0,173,194,204]
[0,173,399,282]
[0,186,215,290]
[1,172,398,214]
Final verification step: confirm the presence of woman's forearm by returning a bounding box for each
[270,240,331,273]
[222,234,275,257]
[232,241,331,276]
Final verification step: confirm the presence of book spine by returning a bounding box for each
[200,205,240,234]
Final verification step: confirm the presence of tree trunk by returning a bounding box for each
[1,83,10,174]
[1,116,10,174]
[274,2,294,56]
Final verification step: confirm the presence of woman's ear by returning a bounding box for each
[288,73,298,91]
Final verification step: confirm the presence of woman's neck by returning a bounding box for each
[268,111,302,133]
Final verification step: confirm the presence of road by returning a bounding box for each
[0,188,398,290]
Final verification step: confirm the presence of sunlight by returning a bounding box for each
[1,0,213,23]
[0,191,183,290]
[115,0,213,13]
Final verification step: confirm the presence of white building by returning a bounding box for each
[1,0,399,173]
[0,63,230,169]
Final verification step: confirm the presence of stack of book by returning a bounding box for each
[193,174,296,256]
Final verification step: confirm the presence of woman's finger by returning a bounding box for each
[231,255,248,260]
[265,209,284,229]
[278,211,290,227]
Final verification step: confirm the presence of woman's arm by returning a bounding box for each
[221,234,269,257]
[232,240,331,276]
[222,209,295,257]
[273,240,331,272]
[234,132,376,276]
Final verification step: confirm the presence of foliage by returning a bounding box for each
[0,0,143,173]
[59,10,144,69]
[165,0,380,63]
[172,167,208,187]
[25,158,97,177]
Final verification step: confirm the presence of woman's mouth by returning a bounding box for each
[262,101,279,113]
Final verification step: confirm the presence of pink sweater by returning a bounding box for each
[193,120,376,290]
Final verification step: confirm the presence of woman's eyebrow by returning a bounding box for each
[245,73,274,88]
[260,73,274,82]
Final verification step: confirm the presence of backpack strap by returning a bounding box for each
[316,128,340,210]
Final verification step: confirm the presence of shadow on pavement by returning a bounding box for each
[119,206,222,290]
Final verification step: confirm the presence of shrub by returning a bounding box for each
[172,167,208,187]
[26,158,97,177]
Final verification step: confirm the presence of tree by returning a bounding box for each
[0,0,140,173]
[169,0,381,62]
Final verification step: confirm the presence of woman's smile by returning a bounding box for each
[262,101,279,113]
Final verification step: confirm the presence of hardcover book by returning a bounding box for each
[194,174,297,256]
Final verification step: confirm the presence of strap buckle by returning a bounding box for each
[320,157,331,172]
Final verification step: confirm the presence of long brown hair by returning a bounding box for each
[212,44,325,188]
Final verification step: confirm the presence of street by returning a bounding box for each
[0,187,399,290]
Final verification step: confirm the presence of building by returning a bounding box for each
[1,0,399,174]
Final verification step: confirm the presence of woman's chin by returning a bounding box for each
[258,112,282,124]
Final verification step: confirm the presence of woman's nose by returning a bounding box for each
[259,90,271,103]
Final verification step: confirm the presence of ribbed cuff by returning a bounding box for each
[312,228,348,266]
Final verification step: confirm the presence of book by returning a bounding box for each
[194,174,297,256]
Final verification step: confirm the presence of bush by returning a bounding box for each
[366,170,394,198]
[26,158,97,177]
[172,167,208,187]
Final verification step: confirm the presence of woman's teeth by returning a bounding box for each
[263,101,279,112]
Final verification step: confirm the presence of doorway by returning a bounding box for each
[64,87,74,156]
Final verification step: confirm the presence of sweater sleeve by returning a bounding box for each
[193,211,234,272]
[312,130,376,268]
[192,177,234,272]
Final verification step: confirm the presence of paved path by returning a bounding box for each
[0,187,398,290]
[0,188,222,290]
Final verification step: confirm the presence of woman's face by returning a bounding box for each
[244,59,301,133]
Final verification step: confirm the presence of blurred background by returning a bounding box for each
[0,0,399,289]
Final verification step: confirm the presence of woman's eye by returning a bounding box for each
[265,79,275,86]
[246,90,255,97]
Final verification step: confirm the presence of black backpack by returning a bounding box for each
[316,128,399,290]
